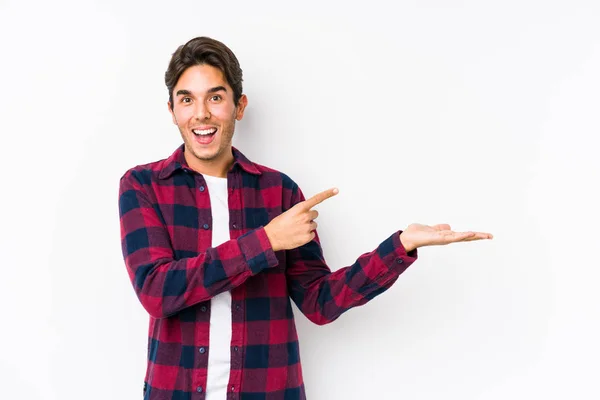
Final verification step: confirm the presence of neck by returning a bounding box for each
[184,148,234,178]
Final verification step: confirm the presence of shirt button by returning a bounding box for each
[196,386,203,393]
[201,306,207,312]
[232,223,238,229]
[234,346,239,352]
[199,186,205,192]
[231,386,235,391]
[396,258,404,264]
[203,224,210,230]
[235,305,241,310]
[199,347,206,354]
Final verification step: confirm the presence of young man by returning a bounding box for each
[118,36,492,400]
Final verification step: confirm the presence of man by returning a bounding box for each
[118,36,492,400]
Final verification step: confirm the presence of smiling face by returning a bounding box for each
[168,64,247,176]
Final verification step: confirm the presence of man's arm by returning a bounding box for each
[270,183,417,325]
[286,229,418,326]
[119,172,279,319]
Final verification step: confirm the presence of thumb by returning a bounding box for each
[433,224,451,231]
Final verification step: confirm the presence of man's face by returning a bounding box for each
[168,64,247,172]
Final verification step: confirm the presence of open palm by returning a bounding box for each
[400,223,493,252]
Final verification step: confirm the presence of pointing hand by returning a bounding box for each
[264,188,339,251]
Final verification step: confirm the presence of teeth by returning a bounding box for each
[193,128,217,136]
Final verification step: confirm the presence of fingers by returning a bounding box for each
[448,231,493,243]
[461,232,493,241]
[308,210,319,221]
[433,224,451,231]
[446,231,476,242]
[309,221,318,232]
[301,188,339,210]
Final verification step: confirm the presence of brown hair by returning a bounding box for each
[165,36,243,109]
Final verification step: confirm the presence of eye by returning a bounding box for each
[210,95,222,102]
[182,97,192,103]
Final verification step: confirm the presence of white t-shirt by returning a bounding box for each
[203,174,232,400]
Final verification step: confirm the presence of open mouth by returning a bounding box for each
[192,127,217,145]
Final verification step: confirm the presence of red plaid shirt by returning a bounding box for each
[118,145,418,399]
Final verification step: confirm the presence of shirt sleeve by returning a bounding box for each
[119,171,279,319]
[284,181,418,325]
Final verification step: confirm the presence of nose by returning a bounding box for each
[195,102,211,120]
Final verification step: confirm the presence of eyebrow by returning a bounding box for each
[175,86,228,97]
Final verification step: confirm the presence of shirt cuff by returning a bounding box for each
[238,226,280,274]
[379,230,419,271]
[394,230,418,259]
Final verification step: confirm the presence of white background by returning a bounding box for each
[1,0,599,399]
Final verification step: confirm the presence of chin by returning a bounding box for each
[192,147,221,161]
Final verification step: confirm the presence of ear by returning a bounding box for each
[168,101,177,125]
[235,94,248,120]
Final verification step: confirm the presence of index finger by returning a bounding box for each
[300,187,339,210]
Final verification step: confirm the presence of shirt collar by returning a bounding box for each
[158,144,261,180]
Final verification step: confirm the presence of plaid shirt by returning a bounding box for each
[118,145,418,399]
